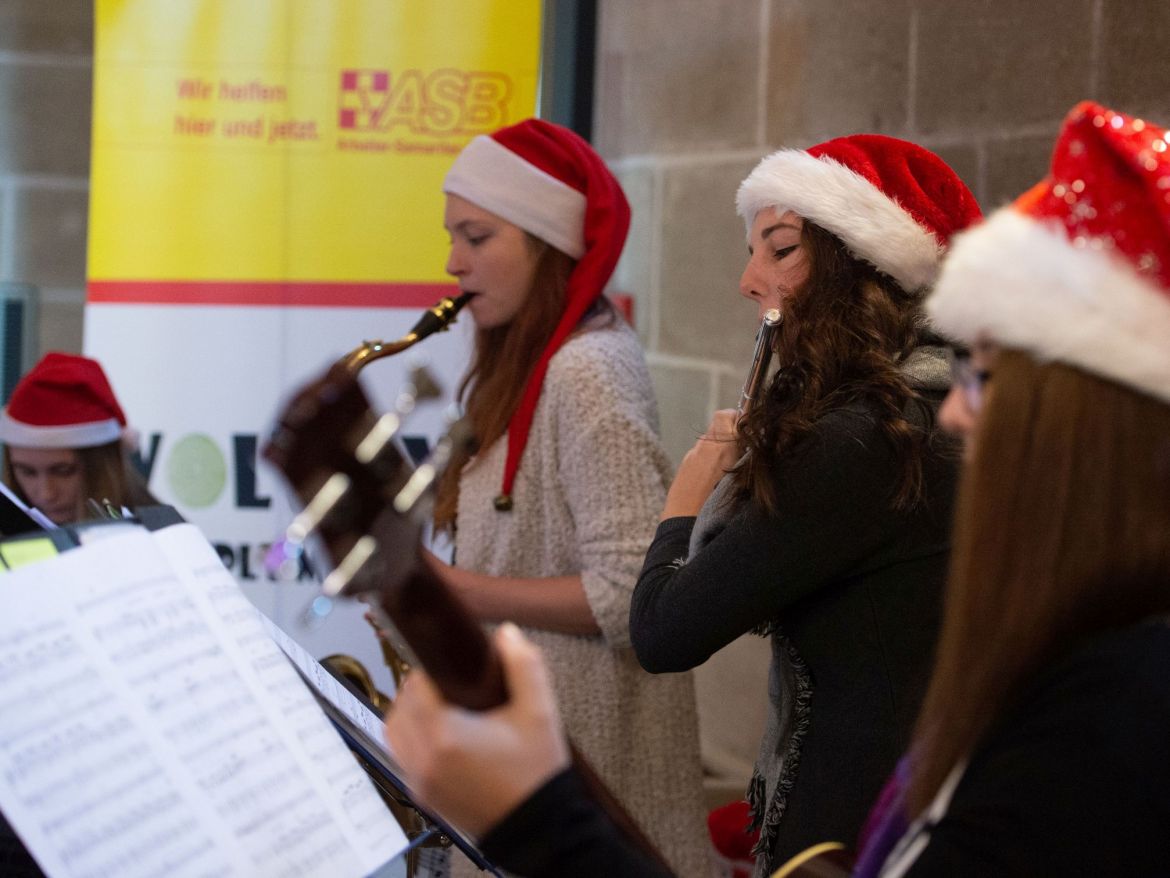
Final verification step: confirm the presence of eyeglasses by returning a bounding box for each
[950,349,991,413]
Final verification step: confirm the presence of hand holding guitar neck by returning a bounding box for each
[262,363,670,869]
[384,622,571,839]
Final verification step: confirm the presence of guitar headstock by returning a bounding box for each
[263,362,454,598]
[263,359,671,865]
[263,362,503,711]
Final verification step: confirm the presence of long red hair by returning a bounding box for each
[433,240,614,531]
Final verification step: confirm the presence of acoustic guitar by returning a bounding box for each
[770,841,854,877]
[262,362,671,871]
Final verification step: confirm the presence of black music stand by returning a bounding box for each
[296,661,501,875]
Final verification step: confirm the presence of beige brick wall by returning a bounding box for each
[8,0,1170,424]
[0,0,93,356]
[596,0,1170,802]
[598,0,1170,467]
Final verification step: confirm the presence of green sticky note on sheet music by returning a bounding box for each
[0,537,59,570]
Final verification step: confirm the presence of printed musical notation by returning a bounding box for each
[0,524,408,877]
[260,617,411,836]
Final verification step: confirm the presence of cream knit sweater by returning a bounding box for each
[455,321,708,877]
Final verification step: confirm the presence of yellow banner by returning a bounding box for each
[89,0,542,299]
[85,1,543,688]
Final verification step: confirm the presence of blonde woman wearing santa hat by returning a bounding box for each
[409,118,706,876]
[0,352,151,525]
[628,135,981,874]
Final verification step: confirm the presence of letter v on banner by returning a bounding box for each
[85,0,542,690]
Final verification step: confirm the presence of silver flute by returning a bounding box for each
[736,308,783,420]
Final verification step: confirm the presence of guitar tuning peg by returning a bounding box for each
[264,538,304,581]
[446,418,476,455]
[299,594,334,630]
[442,402,465,425]
[407,363,442,402]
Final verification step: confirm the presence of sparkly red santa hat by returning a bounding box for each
[443,118,630,509]
[736,134,982,293]
[0,352,127,448]
[928,101,1170,404]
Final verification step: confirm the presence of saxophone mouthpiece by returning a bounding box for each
[406,292,474,342]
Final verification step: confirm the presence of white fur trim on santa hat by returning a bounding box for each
[443,135,587,259]
[0,412,122,449]
[928,209,1170,405]
[736,149,945,293]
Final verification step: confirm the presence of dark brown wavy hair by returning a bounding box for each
[432,238,615,531]
[907,352,1170,815]
[733,221,935,514]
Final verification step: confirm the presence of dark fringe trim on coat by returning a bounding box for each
[752,615,782,638]
[747,635,813,875]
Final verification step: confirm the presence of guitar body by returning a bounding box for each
[771,842,855,878]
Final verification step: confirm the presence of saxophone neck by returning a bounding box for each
[336,292,473,375]
[339,335,419,374]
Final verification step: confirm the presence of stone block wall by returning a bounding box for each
[5,0,1170,421]
[599,0,1170,466]
[596,0,1170,803]
[0,0,93,356]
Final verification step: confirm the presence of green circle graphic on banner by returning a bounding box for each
[167,433,227,507]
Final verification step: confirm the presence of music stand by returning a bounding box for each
[291,657,500,875]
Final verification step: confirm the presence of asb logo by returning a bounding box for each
[338,68,512,136]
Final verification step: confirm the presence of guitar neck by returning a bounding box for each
[382,559,672,872]
[265,366,671,872]
[381,560,506,711]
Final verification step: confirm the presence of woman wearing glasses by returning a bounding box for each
[937,345,993,451]
[854,99,1170,876]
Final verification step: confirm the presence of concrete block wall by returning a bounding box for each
[6,0,1169,429]
[0,0,93,356]
[595,0,1170,803]
[598,0,1170,467]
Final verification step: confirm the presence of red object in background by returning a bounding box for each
[708,800,758,878]
[609,292,634,325]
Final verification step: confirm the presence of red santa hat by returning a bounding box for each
[0,352,127,448]
[928,101,1170,404]
[443,118,630,510]
[736,134,982,293]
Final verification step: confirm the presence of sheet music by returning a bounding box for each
[260,609,502,876]
[0,525,408,878]
[260,616,394,758]
[151,525,408,859]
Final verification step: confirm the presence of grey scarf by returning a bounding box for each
[686,463,811,876]
[694,343,952,876]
